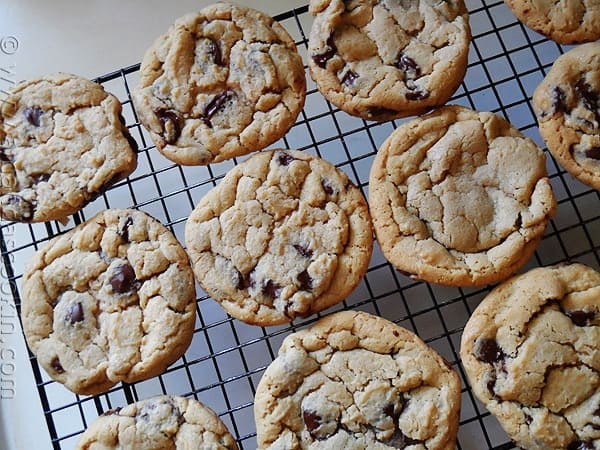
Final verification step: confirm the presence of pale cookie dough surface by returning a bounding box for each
[185,149,372,326]
[133,3,306,166]
[22,209,196,395]
[307,0,470,121]
[0,73,137,222]
[76,395,238,450]
[460,263,600,450]
[369,105,556,287]
[533,42,600,191]
[503,0,600,44]
[254,310,461,449]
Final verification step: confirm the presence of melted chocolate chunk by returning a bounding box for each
[312,36,337,69]
[51,357,65,374]
[207,38,222,66]
[387,429,420,448]
[383,403,396,419]
[24,106,43,127]
[566,309,595,327]
[575,78,599,112]
[321,180,334,195]
[110,263,137,294]
[235,270,255,290]
[303,410,321,436]
[67,302,84,324]
[594,407,600,417]
[297,270,313,291]
[277,152,296,166]
[2,194,34,221]
[552,86,568,114]
[486,373,497,396]
[568,441,595,450]
[32,173,50,184]
[156,109,181,144]
[0,147,12,163]
[203,91,231,127]
[102,407,122,416]
[262,279,282,299]
[293,244,313,258]
[474,338,505,364]
[405,89,430,101]
[119,216,134,242]
[396,53,421,79]
[367,106,399,118]
[585,147,600,160]
[342,70,359,87]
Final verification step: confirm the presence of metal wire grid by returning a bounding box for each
[1,1,599,449]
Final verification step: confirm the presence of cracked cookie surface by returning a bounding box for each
[460,263,600,450]
[0,73,137,222]
[76,395,238,449]
[22,209,196,395]
[254,310,461,449]
[369,105,556,286]
[133,3,306,166]
[533,42,600,191]
[503,0,600,44]
[307,0,470,121]
[185,149,372,326]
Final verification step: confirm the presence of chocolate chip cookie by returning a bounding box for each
[460,263,600,450]
[503,0,600,44]
[369,105,556,286]
[254,310,461,449]
[76,395,238,449]
[185,149,373,326]
[21,209,196,395]
[533,42,600,191]
[133,3,306,166]
[307,0,471,121]
[0,73,137,222]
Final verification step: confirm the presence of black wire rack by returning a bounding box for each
[2,1,599,449]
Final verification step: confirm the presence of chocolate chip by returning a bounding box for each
[321,180,334,195]
[383,403,396,419]
[585,147,600,160]
[2,194,34,221]
[202,91,231,127]
[486,373,497,396]
[474,338,505,364]
[524,413,533,425]
[396,53,421,79]
[32,173,50,184]
[50,357,64,374]
[387,429,420,448]
[312,35,337,69]
[0,147,11,163]
[156,109,181,144]
[405,89,430,101]
[303,410,321,436]
[24,106,43,127]
[566,309,595,327]
[109,263,137,294]
[262,279,282,299]
[594,407,600,417]
[277,152,296,166]
[341,70,359,87]
[297,270,312,291]
[575,78,598,112]
[207,39,222,66]
[235,269,255,290]
[293,244,313,258]
[119,216,134,242]
[102,407,122,416]
[66,302,84,324]
[552,86,568,114]
[392,330,399,337]
[567,441,594,450]
[367,106,399,118]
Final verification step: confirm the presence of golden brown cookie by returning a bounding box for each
[369,105,556,286]
[185,149,373,326]
[460,263,600,449]
[133,3,306,165]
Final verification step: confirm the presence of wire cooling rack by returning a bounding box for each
[2,1,599,449]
